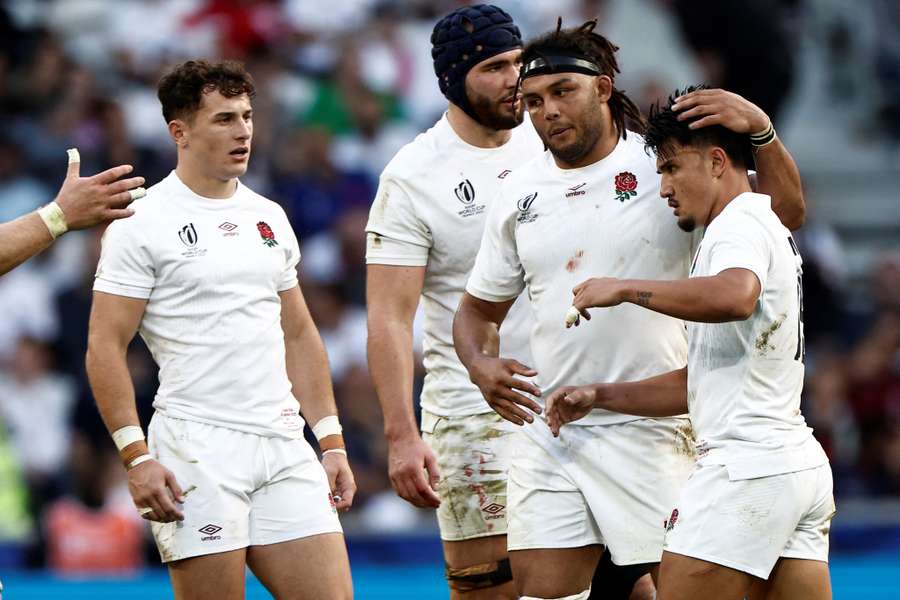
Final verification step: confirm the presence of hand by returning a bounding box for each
[569,277,627,326]
[54,150,145,230]
[387,435,441,508]
[322,452,356,511]
[469,356,542,426]
[671,88,770,135]
[545,385,598,436]
[128,459,185,523]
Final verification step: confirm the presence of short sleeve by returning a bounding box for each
[707,211,771,294]
[465,192,525,302]
[277,210,301,291]
[366,231,429,266]
[93,218,155,299]
[365,176,432,260]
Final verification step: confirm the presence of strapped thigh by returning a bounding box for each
[445,557,513,591]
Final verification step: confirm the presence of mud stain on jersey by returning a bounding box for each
[674,421,697,458]
[754,313,786,355]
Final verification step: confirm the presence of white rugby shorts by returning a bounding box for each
[663,462,834,579]
[147,414,342,563]
[421,409,517,541]
[507,417,696,565]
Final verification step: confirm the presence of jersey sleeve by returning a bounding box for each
[365,176,432,266]
[707,210,771,294]
[465,191,525,302]
[93,217,155,299]
[278,217,301,291]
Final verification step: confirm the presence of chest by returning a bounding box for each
[152,213,291,293]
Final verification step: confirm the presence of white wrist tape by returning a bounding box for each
[312,415,342,441]
[112,425,145,451]
[37,202,68,239]
[129,454,152,469]
[322,448,347,457]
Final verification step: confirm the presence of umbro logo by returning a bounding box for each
[566,183,587,197]
[219,221,239,237]
[199,524,223,541]
[498,169,511,179]
[482,503,504,515]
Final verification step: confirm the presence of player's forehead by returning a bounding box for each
[198,90,252,116]
[471,48,521,71]
[655,142,699,169]
[521,72,592,96]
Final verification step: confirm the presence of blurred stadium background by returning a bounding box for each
[0,0,897,597]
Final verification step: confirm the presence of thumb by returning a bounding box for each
[424,451,441,491]
[507,359,538,377]
[165,470,185,502]
[66,148,81,179]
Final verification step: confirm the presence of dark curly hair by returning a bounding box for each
[157,60,256,123]
[645,85,753,169]
[521,19,646,139]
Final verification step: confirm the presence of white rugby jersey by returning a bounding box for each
[467,133,701,426]
[365,114,544,418]
[687,192,828,478]
[94,172,305,439]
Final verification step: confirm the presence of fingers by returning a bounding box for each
[103,208,136,221]
[334,469,356,511]
[66,148,80,179]
[391,467,440,508]
[424,451,442,492]
[505,376,542,401]
[686,115,723,129]
[502,381,543,411]
[165,471,186,503]
[673,104,716,120]
[106,176,146,196]
[672,88,723,107]
[491,399,529,426]
[92,163,134,185]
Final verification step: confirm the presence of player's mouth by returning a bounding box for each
[229,147,250,161]
[549,126,571,139]
[668,199,679,215]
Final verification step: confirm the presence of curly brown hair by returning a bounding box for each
[157,60,255,123]
[521,19,646,139]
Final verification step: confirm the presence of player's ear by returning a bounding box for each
[709,147,727,178]
[168,119,188,149]
[595,75,613,103]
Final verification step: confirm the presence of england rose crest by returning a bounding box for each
[257,221,278,247]
[614,171,638,202]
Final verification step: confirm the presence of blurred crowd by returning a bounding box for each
[0,0,897,574]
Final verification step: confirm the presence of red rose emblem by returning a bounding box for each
[257,221,278,247]
[614,171,638,202]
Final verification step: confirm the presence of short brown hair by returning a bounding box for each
[157,59,256,123]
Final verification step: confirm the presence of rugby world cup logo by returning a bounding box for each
[178,223,198,247]
[517,192,538,212]
[454,179,475,205]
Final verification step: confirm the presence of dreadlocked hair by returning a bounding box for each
[521,18,646,139]
[645,85,754,169]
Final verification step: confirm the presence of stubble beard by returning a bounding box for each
[468,88,523,131]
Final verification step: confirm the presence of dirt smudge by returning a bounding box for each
[565,250,585,272]
[755,313,786,355]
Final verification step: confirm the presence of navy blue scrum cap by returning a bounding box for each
[431,4,522,123]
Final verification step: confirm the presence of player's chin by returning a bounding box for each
[677,215,697,232]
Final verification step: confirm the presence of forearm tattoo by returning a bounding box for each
[636,291,652,307]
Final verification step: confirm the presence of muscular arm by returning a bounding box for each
[87,291,184,522]
[86,292,148,438]
[280,285,340,427]
[545,368,687,434]
[571,268,761,324]
[366,264,426,443]
[453,292,541,425]
[0,213,54,276]
[366,264,443,508]
[673,88,805,229]
[452,292,514,369]
[281,284,355,510]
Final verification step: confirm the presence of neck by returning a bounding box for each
[554,113,619,170]
[176,158,237,199]
[446,103,512,148]
[707,171,754,224]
